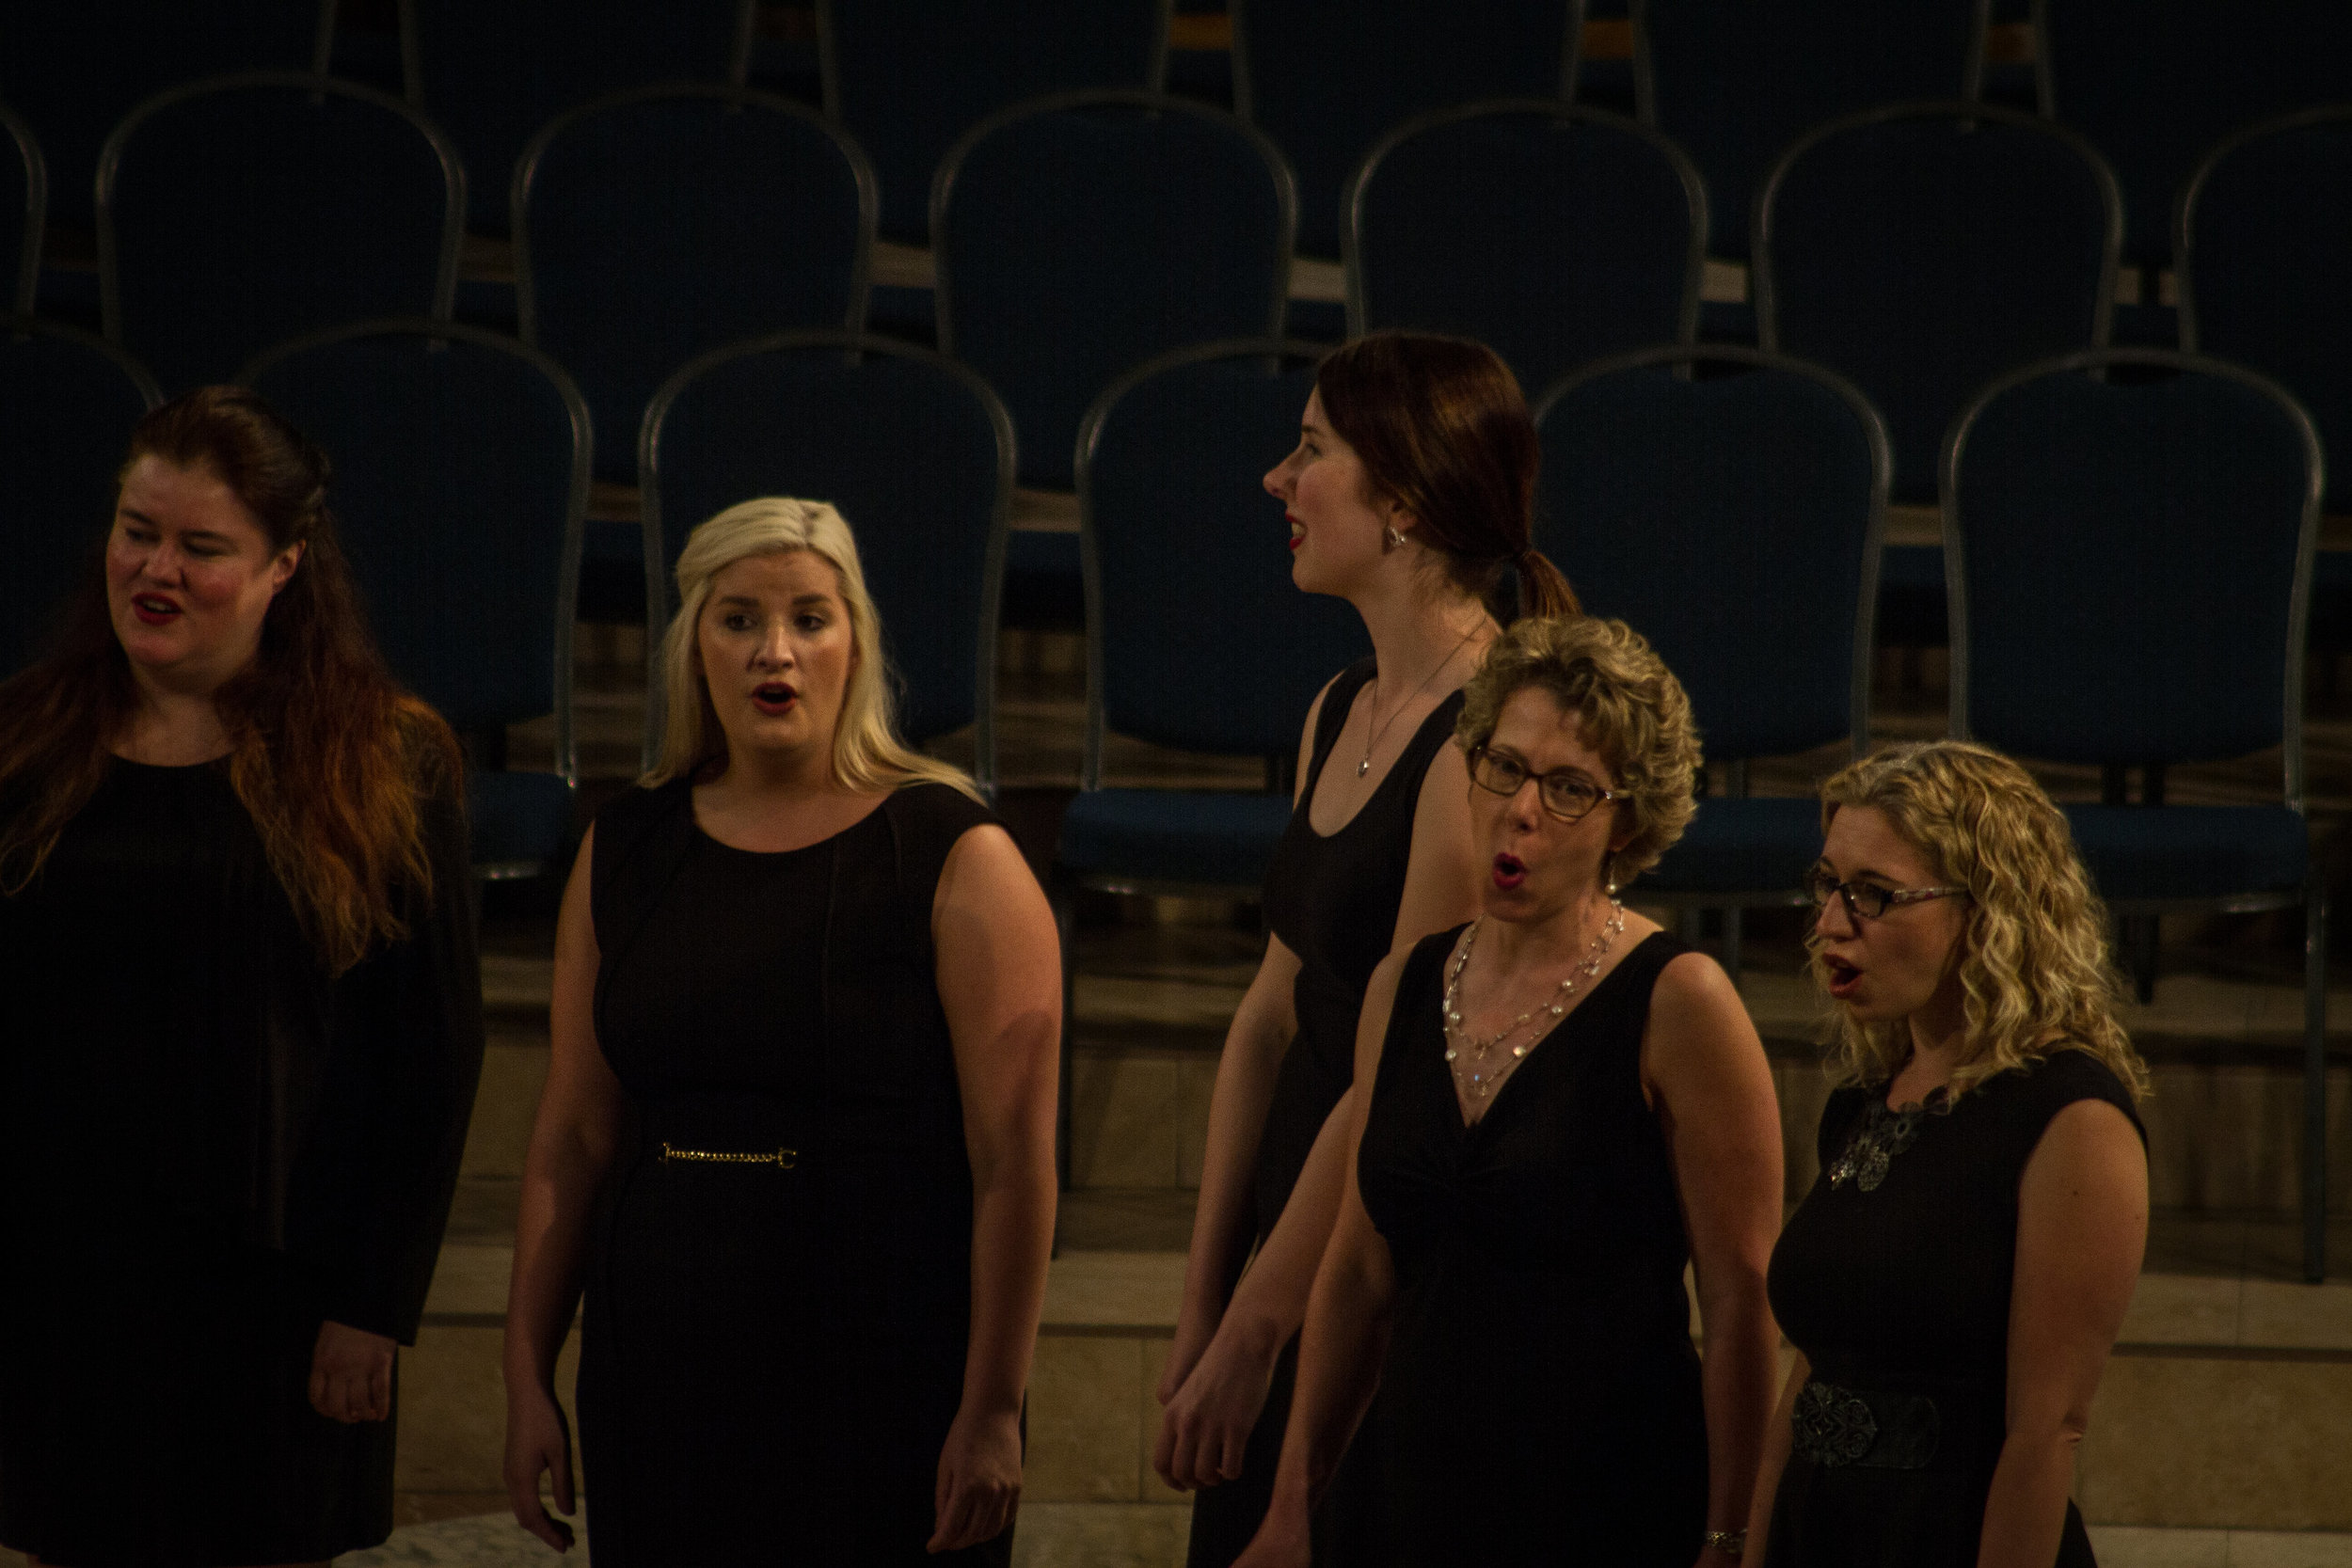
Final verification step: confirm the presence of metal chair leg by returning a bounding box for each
[2305,881,2329,1283]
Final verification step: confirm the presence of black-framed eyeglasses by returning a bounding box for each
[1803,863,1969,922]
[1467,746,1618,823]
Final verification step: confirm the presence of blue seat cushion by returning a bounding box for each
[1057,788,1295,890]
[468,769,578,873]
[1640,797,1823,898]
[2062,803,2308,903]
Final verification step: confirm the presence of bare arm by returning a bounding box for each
[1977,1099,2146,1568]
[930,823,1062,1553]
[1744,1349,1809,1564]
[1232,952,1413,1568]
[502,827,628,1550]
[1645,953,1786,1566]
[1155,728,1482,1489]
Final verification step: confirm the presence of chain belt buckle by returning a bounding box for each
[657,1141,799,1169]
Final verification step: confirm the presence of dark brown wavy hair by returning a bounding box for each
[1315,332,1580,621]
[0,387,463,974]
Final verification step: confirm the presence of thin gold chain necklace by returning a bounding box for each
[1358,625,1482,779]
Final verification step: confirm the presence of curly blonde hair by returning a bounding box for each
[644,497,982,803]
[1815,740,2148,1100]
[1454,615,1701,886]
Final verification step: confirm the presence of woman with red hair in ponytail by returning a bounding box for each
[0,388,483,1568]
[1157,333,1579,1564]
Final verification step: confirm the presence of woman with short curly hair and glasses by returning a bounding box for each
[1232,615,1786,1567]
[1749,740,2150,1568]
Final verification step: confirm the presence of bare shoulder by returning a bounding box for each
[1642,946,1764,1069]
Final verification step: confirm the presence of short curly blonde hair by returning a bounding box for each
[1815,741,2148,1100]
[1454,615,1701,886]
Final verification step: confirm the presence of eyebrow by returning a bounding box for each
[119,507,235,546]
[712,593,837,609]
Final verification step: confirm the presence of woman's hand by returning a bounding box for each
[502,1380,579,1552]
[1230,1499,1314,1568]
[930,1404,1023,1553]
[1153,1315,1283,1490]
[308,1320,395,1423]
[1158,1295,1221,1406]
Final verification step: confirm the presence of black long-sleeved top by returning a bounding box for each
[0,752,483,1342]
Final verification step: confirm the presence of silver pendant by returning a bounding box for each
[1357,758,1370,777]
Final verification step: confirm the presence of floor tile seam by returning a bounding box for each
[2110,1341,2352,1364]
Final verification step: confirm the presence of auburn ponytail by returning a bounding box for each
[1315,332,1575,623]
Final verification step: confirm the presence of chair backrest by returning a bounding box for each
[401,0,754,236]
[1345,101,1703,399]
[936,90,1292,491]
[516,86,875,486]
[1076,340,1369,777]
[2040,0,2352,272]
[1,102,43,315]
[1234,0,1581,260]
[642,331,1012,787]
[2179,108,2352,515]
[1946,348,2318,790]
[1534,345,1887,761]
[99,73,462,394]
[0,0,326,230]
[1632,0,1986,261]
[1756,101,2119,503]
[821,0,1170,244]
[240,319,590,778]
[0,316,161,673]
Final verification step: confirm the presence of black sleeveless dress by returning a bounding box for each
[1355,927,1709,1563]
[1764,1051,2146,1568]
[579,779,1010,1566]
[1185,658,1464,1568]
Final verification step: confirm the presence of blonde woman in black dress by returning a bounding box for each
[502,498,1059,1562]
[1750,742,2149,1567]
[1235,616,1785,1566]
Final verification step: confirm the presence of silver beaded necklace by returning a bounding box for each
[1441,900,1627,1101]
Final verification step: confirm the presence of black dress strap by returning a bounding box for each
[1301,657,1377,799]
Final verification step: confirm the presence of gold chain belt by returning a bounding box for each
[657,1141,798,1169]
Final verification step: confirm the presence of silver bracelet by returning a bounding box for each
[1704,1528,1747,1558]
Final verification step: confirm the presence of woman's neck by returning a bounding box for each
[701,740,841,804]
[1894,982,1973,1099]
[1351,574,1493,695]
[1482,883,1616,974]
[114,673,232,766]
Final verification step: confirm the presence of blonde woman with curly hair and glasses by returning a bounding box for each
[1232,616,1786,1568]
[1749,741,2150,1568]
[502,499,1058,1565]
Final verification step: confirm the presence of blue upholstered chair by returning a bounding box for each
[936,89,1292,626]
[1534,345,1889,976]
[1233,0,1580,261]
[820,0,1170,245]
[1,102,42,316]
[1631,0,1988,261]
[1343,101,1705,399]
[1756,100,2119,647]
[241,320,592,882]
[1944,347,2328,1280]
[2177,109,2352,654]
[98,73,462,394]
[2038,0,2352,277]
[0,0,326,230]
[640,330,1013,792]
[400,0,755,237]
[1056,339,1364,1180]
[0,315,160,673]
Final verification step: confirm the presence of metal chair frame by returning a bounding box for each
[1340,97,1708,355]
[236,316,591,881]
[638,327,1015,796]
[95,71,466,356]
[2175,103,2352,359]
[816,0,1175,119]
[1943,344,2329,1280]
[1,100,45,316]
[0,310,162,405]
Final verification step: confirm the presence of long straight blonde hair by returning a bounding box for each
[642,497,983,803]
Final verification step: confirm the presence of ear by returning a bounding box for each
[267,541,305,596]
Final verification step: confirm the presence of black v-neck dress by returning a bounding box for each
[1353,926,1709,1565]
[1185,658,1464,1568]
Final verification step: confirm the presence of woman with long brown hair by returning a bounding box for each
[0,388,484,1568]
[1156,332,1580,1564]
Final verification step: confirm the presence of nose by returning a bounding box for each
[1814,890,1857,941]
[1501,775,1546,830]
[752,621,794,670]
[1263,450,1296,500]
